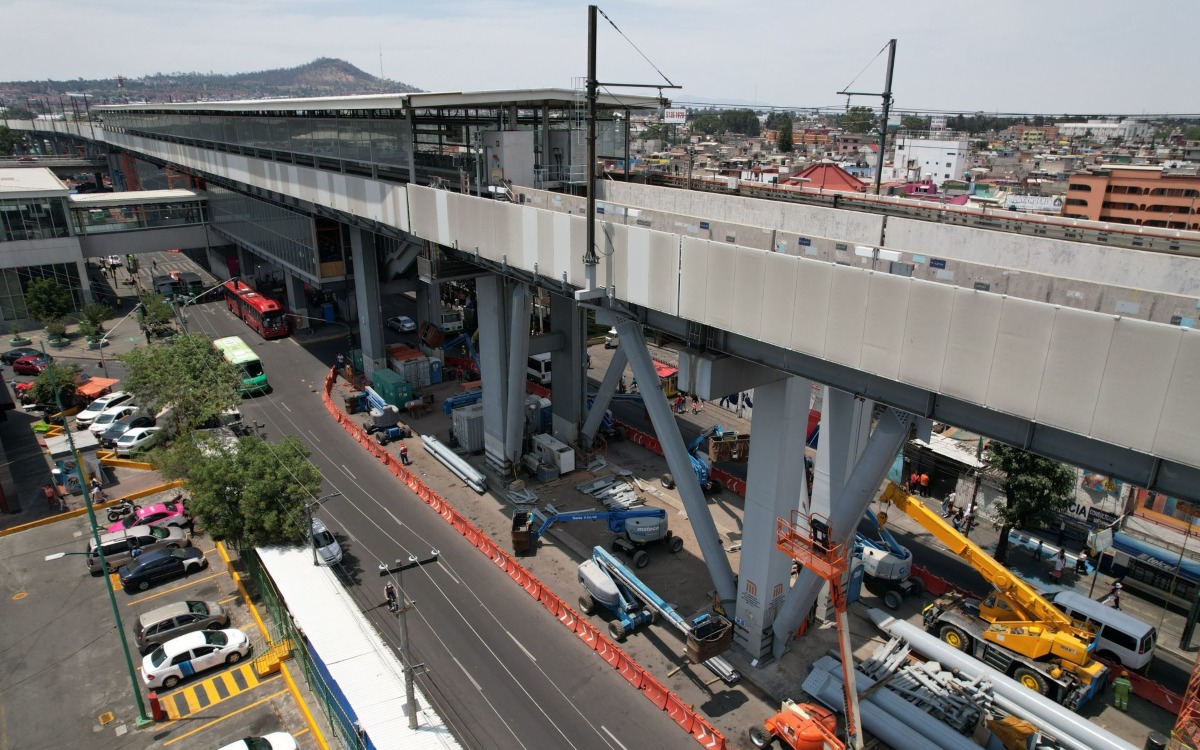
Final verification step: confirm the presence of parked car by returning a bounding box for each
[77,391,135,428]
[217,734,298,750]
[87,524,190,574]
[89,404,140,436]
[119,546,208,592]
[310,518,343,566]
[105,500,189,534]
[100,412,155,448]
[116,426,162,456]
[386,315,417,333]
[1,347,41,365]
[106,254,123,267]
[134,600,229,653]
[12,354,52,375]
[141,628,251,689]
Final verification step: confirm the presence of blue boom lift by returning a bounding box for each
[854,508,923,609]
[577,545,740,684]
[522,505,683,568]
[660,424,725,494]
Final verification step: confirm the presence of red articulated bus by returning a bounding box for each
[222,280,289,339]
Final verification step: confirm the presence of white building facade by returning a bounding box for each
[890,136,970,186]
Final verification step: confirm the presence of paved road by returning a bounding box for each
[183,301,699,750]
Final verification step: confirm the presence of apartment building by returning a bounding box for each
[1064,165,1200,230]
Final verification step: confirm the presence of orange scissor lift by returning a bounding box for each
[772,512,863,750]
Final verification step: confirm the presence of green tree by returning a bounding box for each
[984,442,1078,564]
[139,293,175,338]
[78,302,113,342]
[840,106,876,134]
[27,362,81,408]
[690,112,722,135]
[24,279,74,323]
[640,123,666,142]
[118,332,241,434]
[719,109,760,136]
[777,118,793,153]
[764,111,794,130]
[901,115,928,131]
[157,434,322,548]
[1185,125,1200,141]
[0,126,24,156]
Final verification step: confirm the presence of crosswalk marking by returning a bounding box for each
[161,663,271,720]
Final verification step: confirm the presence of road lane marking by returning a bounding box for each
[452,657,482,691]
[281,403,292,412]
[507,631,537,662]
[601,726,630,750]
[341,464,357,480]
[307,430,321,443]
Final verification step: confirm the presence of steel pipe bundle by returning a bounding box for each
[868,609,1138,750]
[421,435,487,494]
[802,666,942,750]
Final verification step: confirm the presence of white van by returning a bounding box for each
[527,353,552,386]
[1050,590,1157,672]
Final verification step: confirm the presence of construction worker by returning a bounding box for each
[399,442,410,466]
[1112,670,1133,711]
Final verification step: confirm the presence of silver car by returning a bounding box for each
[134,600,229,653]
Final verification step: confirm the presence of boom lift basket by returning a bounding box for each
[686,612,733,663]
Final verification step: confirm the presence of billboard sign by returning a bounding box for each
[663,108,687,124]
[1004,194,1064,213]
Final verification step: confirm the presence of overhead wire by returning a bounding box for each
[596,7,675,88]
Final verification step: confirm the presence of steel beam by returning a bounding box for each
[580,345,628,450]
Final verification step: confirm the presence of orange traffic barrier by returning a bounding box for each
[666,694,696,733]
[575,621,598,650]
[595,638,621,667]
[617,653,644,688]
[639,674,670,709]
[691,718,725,749]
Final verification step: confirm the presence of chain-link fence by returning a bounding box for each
[242,549,362,750]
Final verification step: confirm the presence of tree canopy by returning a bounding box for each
[900,115,929,131]
[0,126,24,156]
[156,434,322,548]
[984,441,1078,563]
[27,362,81,409]
[139,293,176,338]
[777,118,794,153]
[118,332,241,434]
[25,279,74,323]
[839,106,876,134]
[688,109,761,137]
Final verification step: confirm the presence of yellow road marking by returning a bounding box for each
[125,571,223,605]
[160,665,273,719]
[161,688,288,746]
[217,595,238,605]
[293,728,310,738]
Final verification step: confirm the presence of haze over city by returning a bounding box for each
[4,0,1197,114]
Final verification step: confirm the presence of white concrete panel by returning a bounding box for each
[1034,309,1115,434]
[626,226,655,309]
[824,265,870,368]
[434,190,450,246]
[447,192,474,255]
[898,281,955,391]
[567,213,588,288]
[552,212,574,282]
[704,241,737,331]
[760,252,798,348]
[859,272,911,379]
[789,258,833,357]
[1154,332,1200,466]
[1092,319,1180,452]
[986,298,1056,417]
[679,237,710,323]
[407,186,436,240]
[536,210,557,280]
[732,246,766,341]
[940,291,1003,406]
[646,231,680,316]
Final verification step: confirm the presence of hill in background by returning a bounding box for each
[0,58,420,109]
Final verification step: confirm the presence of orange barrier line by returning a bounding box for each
[322,375,726,750]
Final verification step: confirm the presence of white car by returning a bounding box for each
[116,426,162,456]
[217,733,298,750]
[106,255,123,267]
[76,391,134,428]
[386,315,417,333]
[141,628,251,689]
[88,404,140,436]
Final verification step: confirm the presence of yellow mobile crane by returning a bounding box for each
[876,482,1109,708]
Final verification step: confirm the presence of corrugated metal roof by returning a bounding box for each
[0,167,70,196]
[257,546,461,750]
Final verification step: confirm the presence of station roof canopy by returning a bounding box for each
[68,189,200,208]
[95,88,665,114]
[0,167,70,198]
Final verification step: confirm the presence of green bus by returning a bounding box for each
[213,335,269,396]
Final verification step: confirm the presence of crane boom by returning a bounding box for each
[877,482,1100,673]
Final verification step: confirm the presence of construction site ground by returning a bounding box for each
[329,368,1175,749]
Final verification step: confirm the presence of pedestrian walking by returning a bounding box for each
[151,260,158,272]
[618,376,627,394]
[919,473,930,496]
[43,484,59,512]
[691,395,701,414]
[1056,521,1067,547]
[909,472,919,493]
[399,442,410,466]
[1075,549,1090,574]
[1035,539,1045,561]
[941,491,956,517]
[674,394,685,413]
[90,484,106,505]
[1112,670,1133,711]
[1051,549,1066,581]
[1099,581,1123,609]
[962,511,976,538]
[630,377,639,394]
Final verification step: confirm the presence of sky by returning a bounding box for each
[3,0,1198,115]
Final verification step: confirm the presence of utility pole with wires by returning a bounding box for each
[379,552,439,729]
[837,39,897,196]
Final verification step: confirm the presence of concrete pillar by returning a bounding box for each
[548,292,585,443]
[617,320,737,605]
[504,284,532,468]
[580,346,627,450]
[771,407,911,659]
[76,259,94,304]
[733,376,813,660]
[350,227,385,377]
[475,275,510,473]
[284,273,310,333]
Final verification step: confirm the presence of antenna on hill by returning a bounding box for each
[379,45,384,80]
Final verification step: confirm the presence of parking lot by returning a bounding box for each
[0,507,321,750]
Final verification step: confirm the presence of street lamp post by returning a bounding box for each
[43,346,151,728]
[379,552,439,730]
[97,302,143,378]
